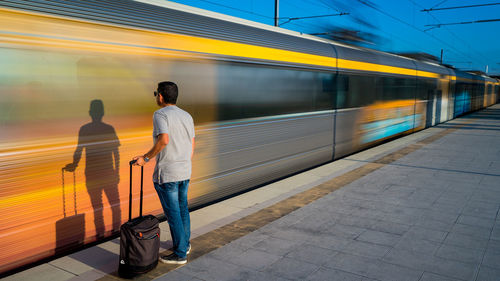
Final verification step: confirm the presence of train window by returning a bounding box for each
[416,78,436,100]
[336,74,377,108]
[336,74,417,109]
[216,62,336,120]
[335,75,349,109]
[378,76,415,101]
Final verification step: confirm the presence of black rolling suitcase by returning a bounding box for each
[118,160,161,278]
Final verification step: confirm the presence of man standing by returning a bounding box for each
[132,81,195,264]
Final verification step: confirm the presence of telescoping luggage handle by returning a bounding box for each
[61,168,77,217]
[129,160,144,222]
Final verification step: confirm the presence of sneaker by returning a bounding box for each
[170,244,191,255]
[159,253,187,264]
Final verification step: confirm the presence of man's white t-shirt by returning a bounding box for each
[152,105,195,183]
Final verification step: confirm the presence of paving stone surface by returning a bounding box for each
[155,106,500,280]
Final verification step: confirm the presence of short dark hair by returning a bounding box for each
[158,81,178,104]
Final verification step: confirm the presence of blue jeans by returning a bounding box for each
[154,180,190,258]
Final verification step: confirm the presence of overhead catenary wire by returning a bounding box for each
[374,26,441,57]
[317,0,342,13]
[425,18,500,28]
[421,2,500,12]
[297,10,441,60]
[300,0,336,13]
[430,0,449,9]
[355,0,478,64]
[280,0,355,35]
[279,12,349,26]
[196,0,348,33]
[279,0,323,30]
[197,0,273,19]
[274,1,344,34]
[408,0,492,66]
[279,0,466,62]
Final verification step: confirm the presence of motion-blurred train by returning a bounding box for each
[0,0,498,274]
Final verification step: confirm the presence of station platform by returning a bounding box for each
[5,104,500,281]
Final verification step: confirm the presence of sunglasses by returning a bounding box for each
[154,91,159,97]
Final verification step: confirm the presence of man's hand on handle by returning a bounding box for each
[131,156,146,166]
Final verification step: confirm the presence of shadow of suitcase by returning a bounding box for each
[55,168,85,256]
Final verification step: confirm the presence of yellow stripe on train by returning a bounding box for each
[0,7,455,80]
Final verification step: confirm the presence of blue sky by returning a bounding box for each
[167,0,500,75]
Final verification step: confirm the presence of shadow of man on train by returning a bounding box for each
[64,99,121,240]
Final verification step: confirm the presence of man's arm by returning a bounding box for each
[191,137,195,159]
[132,133,169,166]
